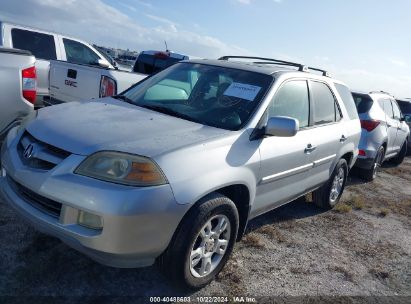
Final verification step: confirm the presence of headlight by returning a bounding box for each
[75,151,167,186]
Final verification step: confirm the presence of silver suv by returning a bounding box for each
[0,56,361,289]
[352,91,410,181]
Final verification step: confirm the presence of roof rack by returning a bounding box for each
[369,90,394,97]
[218,56,330,77]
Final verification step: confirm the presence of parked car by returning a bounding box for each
[0,47,36,147]
[0,56,361,289]
[48,60,146,105]
[0,21,114,107]
[396,98,411,152]
[352,91,410,180]
[132,50,189,75]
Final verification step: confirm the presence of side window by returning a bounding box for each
[268,80,309,128]
[11,28,56,60]
[391,100,402,120]
[379,99,394,118]
[334,83,359,120]
[311,81,340,125]
[63,38,100,65]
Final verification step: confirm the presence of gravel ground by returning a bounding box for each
[0,158,410,302]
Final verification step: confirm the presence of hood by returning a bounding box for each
[27,98,230,157]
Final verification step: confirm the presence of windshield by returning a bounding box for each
[123,62,273,130]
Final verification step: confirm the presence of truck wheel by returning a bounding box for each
[359,146,385,181]
[158,193,239,289]
[391,141,407,166]
[313,159,348,209]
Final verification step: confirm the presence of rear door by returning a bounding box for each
[304,80,344,190]
[391,99,408,150]
[378,98,398,155]
[10,28,59,100]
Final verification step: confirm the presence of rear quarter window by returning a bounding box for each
[334,83,359,120]
[352,93,373,114]
[11,28,57,60]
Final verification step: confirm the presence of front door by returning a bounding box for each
[254,79,314,216]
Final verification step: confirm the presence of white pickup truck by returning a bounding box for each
[0,48,36,144]
[48,50,190,104]
[48,60,147,105]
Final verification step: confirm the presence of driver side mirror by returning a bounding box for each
[403,114,411,123]
[265,116,299,137]
[97,59,110,68]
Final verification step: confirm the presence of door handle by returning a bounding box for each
[340,135,347,142]
[304,144,317,154]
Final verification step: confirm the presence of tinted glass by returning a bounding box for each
[123,62,273,130]
[268,80,309,128]
[397,100,411,114]
[133,54,183,75]
[311,81,338,125]
[391,100,402,120]
[63,38,100,65]
[352,93,373,113]
[334,83,358,120]
[11,28,56,60]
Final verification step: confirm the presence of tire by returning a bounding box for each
[313,159,348,209]
[359,145,385,181]
[158,193,239,290]
[391,141,407,166]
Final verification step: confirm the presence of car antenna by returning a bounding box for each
[164,40,169,52]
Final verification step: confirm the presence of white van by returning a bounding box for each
[0,21,113,106]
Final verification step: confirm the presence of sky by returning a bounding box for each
[1,0,410,97]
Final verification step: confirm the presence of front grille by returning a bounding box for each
[18,131,71,170]
[8,176,62,218]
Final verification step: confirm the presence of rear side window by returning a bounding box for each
[133,53,183,75]
[352,93,373,114]
[378,99,394,118]
[334,83,359,120]
[269,80,310,128]
[11,28,56,60]
[391,100,402,120]
[63,38,100,66]
[310,81,340,125]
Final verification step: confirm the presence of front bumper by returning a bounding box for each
[0,133,189,268]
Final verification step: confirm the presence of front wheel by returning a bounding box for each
[391,141,407,166]
[313,159,348,209]
[158,193,239,289]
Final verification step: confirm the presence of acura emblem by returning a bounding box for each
[23,144,35,159]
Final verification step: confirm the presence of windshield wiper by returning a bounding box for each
[139,104,201,124]
[112,95,135,105]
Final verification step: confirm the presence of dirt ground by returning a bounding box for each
[0,157,410,302]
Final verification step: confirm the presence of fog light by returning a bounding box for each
[78,210,103,229]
